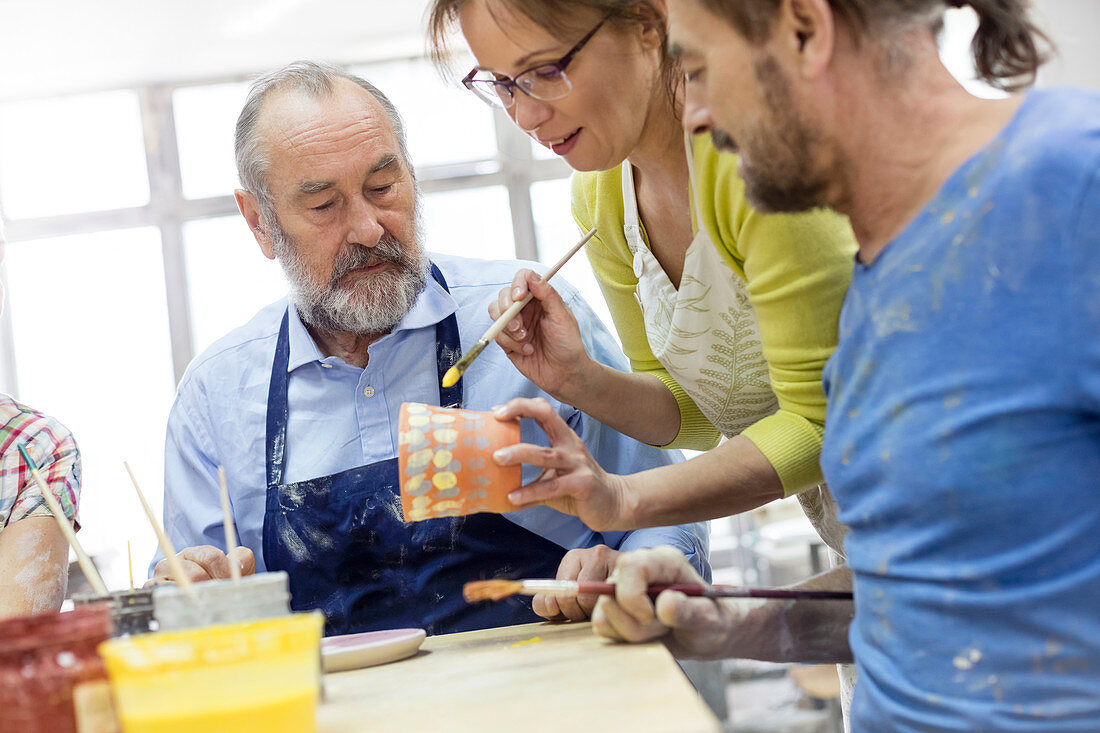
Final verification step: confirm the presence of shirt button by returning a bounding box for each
[363,386,375,397]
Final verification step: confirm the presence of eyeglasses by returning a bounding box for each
[462,19,606,109]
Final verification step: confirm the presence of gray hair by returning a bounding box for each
[234,60,414,224]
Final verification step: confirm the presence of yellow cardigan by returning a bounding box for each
[571,133,857,494]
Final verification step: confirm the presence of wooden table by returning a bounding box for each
[318,621,720,732]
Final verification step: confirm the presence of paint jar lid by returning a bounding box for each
[153,571,292,632]
[73,587,155,611]
[74,588,157,636]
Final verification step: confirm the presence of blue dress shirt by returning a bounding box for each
[159,253,709,578]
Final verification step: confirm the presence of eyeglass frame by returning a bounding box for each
[462,18,607,108]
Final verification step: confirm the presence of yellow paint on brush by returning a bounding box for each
[441,366,461,388]
[99,613,323,733]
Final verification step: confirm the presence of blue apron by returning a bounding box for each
[261,264,567,636]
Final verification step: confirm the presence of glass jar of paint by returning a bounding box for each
[0,604,116,733]
[73,588,157,636]
[152,570,291,632]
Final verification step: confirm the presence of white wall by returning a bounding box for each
[1035,0,1100,89]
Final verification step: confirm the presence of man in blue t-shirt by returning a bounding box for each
[592,1,1100,731]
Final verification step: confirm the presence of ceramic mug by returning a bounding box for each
[397,403,521,522]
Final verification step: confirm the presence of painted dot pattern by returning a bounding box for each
[397,403,521,522]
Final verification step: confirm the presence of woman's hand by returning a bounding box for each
[489,269,595,403]
[492,397,632,531]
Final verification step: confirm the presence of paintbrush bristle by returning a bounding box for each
[463,579,525,602]
[441,365,462,389]
[442,340,487,388]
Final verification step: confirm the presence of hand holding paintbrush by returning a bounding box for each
[442,227,597,388]
[464,579,853,603]
[471,548,856,664]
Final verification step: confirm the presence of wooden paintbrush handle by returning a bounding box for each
[575,581,852,601]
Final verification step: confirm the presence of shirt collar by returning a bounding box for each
[285,271,458,372]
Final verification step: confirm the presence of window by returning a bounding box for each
[4,228,175,586]
[423,186,515,260]
[182,216,289,354]
[174,82,251,201]
[0,91,150,219]
[531,177,615,336]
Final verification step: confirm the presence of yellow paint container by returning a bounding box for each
[98,612,323,733]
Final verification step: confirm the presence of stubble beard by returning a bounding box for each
[269,204,430,336]
[733,55,832,215]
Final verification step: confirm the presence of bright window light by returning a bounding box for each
[174,82,251,200]
[422,186,515,260]
[4,228,175,589]
[0,91,150,218]
[531,177,616,337]
[183,216,290,355]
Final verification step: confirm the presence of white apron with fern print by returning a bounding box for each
[622,135,779,437]
[624,135,854,731]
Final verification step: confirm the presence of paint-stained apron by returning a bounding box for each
[624,137,855,730]
[261,264,567,636]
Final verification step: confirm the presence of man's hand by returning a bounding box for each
[592,546,745,659]
[147,545,255,586]
[534,544,622,622]
[492,397,632,531]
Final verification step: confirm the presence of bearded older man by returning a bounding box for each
[152,61,708,637]
[591,0,1100,731]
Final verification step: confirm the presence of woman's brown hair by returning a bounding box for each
[427,0,682,110]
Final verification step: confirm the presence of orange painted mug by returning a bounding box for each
[397,403,521,522]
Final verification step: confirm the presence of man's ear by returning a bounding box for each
[778,0,835,80]
[235,189,276,260]
[637,0,669,52]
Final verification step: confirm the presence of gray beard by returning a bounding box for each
[270,218,429,336]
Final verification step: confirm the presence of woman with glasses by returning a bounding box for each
[428,0,856,583]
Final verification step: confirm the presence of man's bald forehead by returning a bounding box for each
[254,78,390,142]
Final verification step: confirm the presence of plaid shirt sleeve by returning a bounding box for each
[0,395,81,532]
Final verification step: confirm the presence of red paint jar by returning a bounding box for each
[0,605,116,733]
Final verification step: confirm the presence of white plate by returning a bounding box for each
[321,628,427,672]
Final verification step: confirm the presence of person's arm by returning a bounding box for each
[700,138,857,494]
[575,172,722,450]
[493,280,784,529]
[0,517,69,619]
[489,267,686,447]
[0,414,80,618]
[495,397,782,529]
[488,171,721,449]
[151,376,252,582]
[592,546,853,664]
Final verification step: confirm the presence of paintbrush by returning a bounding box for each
[441,227,598,388]
[463,579,853,603]
[16,443,110,596]
[217,466,242,585]
[124,461,197,598]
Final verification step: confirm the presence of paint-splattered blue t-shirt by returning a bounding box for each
[822,88,1100,732]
